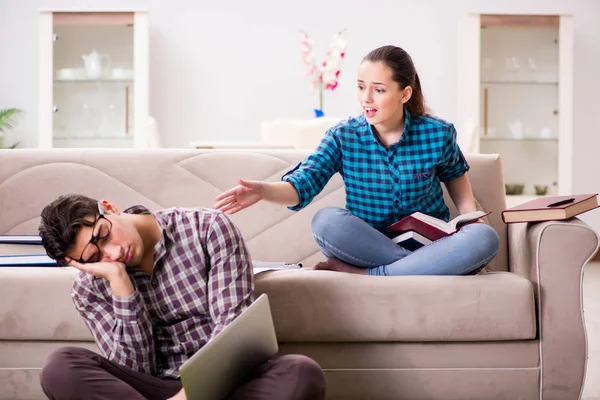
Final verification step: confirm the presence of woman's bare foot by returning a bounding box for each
[313,258,367,275]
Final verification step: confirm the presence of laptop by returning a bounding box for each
[179,294,279,400]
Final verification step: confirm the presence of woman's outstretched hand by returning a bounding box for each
[213,179,264,214]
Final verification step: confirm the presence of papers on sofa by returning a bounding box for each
[252,261,302,274]
[0,253,303,272]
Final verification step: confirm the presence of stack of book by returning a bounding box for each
[0,235,56,266]
[388,210,491,251]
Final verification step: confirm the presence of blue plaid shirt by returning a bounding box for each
[282,110,469,231]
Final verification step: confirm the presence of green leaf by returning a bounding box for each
[0,108,24,134]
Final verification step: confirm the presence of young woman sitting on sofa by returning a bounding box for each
[214,45,500,277]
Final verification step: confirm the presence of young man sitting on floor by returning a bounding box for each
[38,194,326,400]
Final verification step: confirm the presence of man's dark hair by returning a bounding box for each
[39,194,100,266]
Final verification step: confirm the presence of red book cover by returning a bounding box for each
[502,193,599,223]
[504,193,597,212]
[387,215,449,242]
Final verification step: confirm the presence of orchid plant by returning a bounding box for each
[300,29,347,117]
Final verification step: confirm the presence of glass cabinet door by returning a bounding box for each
[479,15,560,198]
[52,13,135,148]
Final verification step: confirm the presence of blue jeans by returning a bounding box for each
[311,207,500,276]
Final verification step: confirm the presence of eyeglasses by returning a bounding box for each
[77,202,112,263]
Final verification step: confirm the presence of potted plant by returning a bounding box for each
[0,108,24,149]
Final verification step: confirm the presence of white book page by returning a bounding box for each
[392,231,433,245]
[412,212,453,233]
[449,211,488,230]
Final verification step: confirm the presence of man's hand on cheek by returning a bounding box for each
[66,258,127,281]
[68,258,134,297]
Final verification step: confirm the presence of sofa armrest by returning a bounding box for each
[508,218,599,400]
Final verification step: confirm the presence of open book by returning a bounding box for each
[388,210,491,248]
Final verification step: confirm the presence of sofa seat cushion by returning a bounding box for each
[255,270,536,342]
[0,268,536,343]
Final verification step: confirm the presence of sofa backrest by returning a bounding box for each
[0,149,507,271]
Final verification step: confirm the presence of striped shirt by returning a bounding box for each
[71,206,254,378]
[282,110,469,230]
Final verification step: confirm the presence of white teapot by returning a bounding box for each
[81,49,110,79]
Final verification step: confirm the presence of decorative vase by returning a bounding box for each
[314,109,325,118]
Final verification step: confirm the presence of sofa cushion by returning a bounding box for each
[0,267,534,342]
[255,270,536,342]
[0,267,89,340]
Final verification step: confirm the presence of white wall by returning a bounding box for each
[1,0,600,228]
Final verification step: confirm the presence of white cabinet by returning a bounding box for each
[38,10,149,148]
[457,14,573,203]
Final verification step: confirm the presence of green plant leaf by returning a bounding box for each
[0,108,24,133]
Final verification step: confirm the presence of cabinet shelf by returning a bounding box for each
[53,78,133,83]
[481,80,558,86]
[54,135,133,140]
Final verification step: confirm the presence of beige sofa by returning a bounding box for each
[0,148,598,400]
